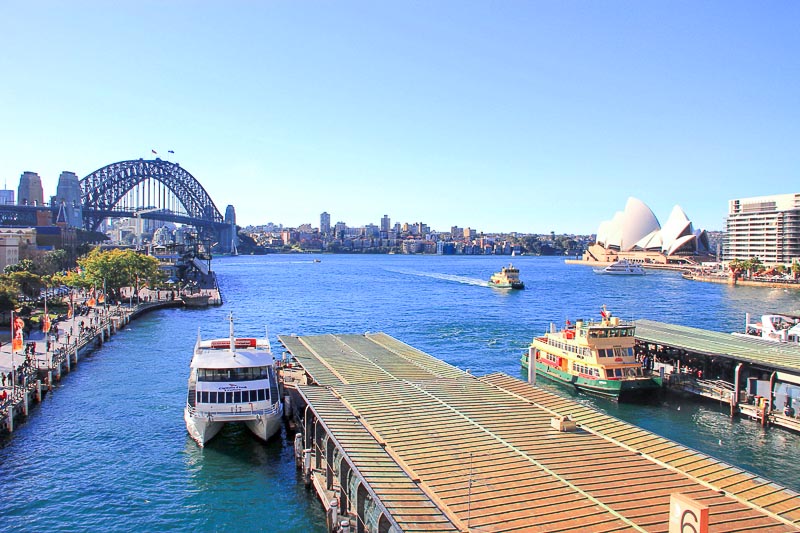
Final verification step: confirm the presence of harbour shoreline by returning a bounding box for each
[0,285,222,438]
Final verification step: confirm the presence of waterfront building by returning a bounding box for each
[583,197,711,265]
[0,234,19,270]
[724,193,800,264]
[333,221,346,240]
[17,171,44,206]
[380,214,390,233]
[320,212,331,237]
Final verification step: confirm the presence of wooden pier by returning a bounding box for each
[635,319,800,432]
[279,332,800,533]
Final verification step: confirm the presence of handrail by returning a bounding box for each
[187,402,281,419]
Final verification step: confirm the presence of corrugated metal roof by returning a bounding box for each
[635,319,800,373]
[285,333,800,532]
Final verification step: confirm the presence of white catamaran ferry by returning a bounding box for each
[184,316,283,447]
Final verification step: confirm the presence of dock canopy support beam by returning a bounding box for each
[732,363,743,418]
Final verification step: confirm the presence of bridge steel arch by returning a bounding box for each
[80,159,224,232]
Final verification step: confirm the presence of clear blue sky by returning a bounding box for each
[1,2,798,234]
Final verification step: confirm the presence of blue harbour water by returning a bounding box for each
[2,255,800,531]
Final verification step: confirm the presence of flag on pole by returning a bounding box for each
[43,292,50,333]
[11,311,24,352]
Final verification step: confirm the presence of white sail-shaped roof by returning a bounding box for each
[666,234,697,256]
[595,197,660,251]
[660,205,693,253]
[620,198,660,251]
[593,198,708,257]
[634,229,662,251]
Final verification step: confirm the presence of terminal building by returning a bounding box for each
[582,197,711,265]
[724,193,800,264]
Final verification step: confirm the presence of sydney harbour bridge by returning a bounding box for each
[3,159,237,253]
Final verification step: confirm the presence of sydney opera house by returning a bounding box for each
[582,197,712,265]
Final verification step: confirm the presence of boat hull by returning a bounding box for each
[185,406,284,446]
[490,281,525,289]
[184,408,224,447]
[245,409,283,442]
[529,359,660,400]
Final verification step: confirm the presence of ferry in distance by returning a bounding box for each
[521,307,661,400]
[489,264,525,289]
[593,259,645,276]
[184,315,283,447]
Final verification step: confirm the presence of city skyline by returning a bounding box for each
[2,3,799,234]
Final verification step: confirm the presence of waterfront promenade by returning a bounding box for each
[0,285,220,435]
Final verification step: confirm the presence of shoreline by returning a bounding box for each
[0,285,222,438]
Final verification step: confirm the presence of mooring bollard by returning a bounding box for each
[303,448,312,485]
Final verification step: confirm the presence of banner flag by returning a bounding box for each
[11,311,24,352]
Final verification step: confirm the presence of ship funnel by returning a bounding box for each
[612,317,620,326]
[575,321,583,329]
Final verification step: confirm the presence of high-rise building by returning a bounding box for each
[320,212,331,236]
[52,171,83,227]
[0,189,14,206]
[381,215,390,233]
[724,193,800,264]
[18,171,44,206]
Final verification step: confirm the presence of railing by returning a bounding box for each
[186,402,281,419]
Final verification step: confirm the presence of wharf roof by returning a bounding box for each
[281,332,800,532]
[635,319,800,374]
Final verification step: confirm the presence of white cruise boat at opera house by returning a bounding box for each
[184,316,283,447]
[593,259,645,276]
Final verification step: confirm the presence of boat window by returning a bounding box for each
[209,391,217,403]
[197,366,272,382]
[258,389,266,401]
[606,369,614,378]
[200,391,209,403]
[233,391,241,403]
[225,392,233,403]
[615,369,623,377]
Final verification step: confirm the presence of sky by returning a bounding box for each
[1,2,798,234]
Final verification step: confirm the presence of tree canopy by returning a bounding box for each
[64,248,163,296]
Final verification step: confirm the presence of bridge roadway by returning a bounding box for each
[279,332,800,533]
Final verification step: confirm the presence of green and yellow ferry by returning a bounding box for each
[521,307,661,400]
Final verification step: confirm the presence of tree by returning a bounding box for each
[7,271,42,300]
[42,249,69,275]
[76,248,163,297]
[0,277,20,313]
[4,258,37,275]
